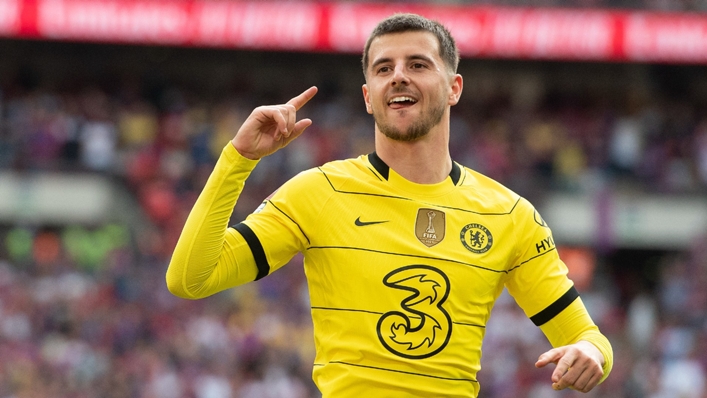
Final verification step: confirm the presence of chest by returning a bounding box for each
[315,194,514,265]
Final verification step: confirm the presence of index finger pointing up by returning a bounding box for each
[287,86,318,110]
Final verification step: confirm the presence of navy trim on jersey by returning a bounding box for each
[368,152,461,185]
[368,152,390,180]
[318,166,521,216]
[449,161,461,185]
[232,223,269,281]
[530,286,580,326]
[266,201,311,245]
[320,361,479,384]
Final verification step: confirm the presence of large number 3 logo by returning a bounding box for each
[377,265,452,359]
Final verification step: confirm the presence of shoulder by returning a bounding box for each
[292,156,372,189]
[276,156,371,196]
[318,156,372,185]
[459,166,525,215]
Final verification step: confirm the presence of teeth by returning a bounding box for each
[388,96,416,104]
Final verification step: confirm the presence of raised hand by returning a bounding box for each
[231,86,318,160]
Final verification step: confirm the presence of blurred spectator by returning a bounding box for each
[1,45,707,397]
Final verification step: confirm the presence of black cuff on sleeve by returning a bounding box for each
[232,223,270,281]
[530,286,580,327]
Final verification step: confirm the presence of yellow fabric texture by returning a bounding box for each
[167,143,613,397]
[166,144,260,298]
[539,298,614,383]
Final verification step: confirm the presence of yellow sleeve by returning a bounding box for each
[505,198,573,317]
[166,144,261,299]
[539,298,614,383]
[504,198,613,383]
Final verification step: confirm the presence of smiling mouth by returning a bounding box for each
[388,96,417,109]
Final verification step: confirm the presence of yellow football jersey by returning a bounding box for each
[167,144,612,397]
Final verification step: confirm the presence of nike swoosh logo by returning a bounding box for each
[355,217,389,227]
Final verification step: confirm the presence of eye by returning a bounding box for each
[411,63,426,69]
[377,66,392,74]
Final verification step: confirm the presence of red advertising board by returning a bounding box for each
[0,0,20,36]
[624,12,707,62]
[2,0,707,64]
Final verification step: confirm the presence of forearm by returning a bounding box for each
[539,297,614,383]
[166,144,260,299]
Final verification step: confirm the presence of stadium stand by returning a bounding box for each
[1,3,707,397]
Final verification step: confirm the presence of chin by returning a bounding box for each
[380,126,430,142]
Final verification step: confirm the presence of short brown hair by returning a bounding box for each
[362,13,460,77]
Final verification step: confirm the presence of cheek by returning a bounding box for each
[366,91,385,114]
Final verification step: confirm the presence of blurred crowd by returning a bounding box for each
[272,0,707,12]
[460,0,707,12]
[1,48,707,397]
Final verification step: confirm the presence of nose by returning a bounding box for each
[391,64,410,86]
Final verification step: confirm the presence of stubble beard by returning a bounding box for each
[374,102,446,142]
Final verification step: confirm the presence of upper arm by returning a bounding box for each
[240,167,331,275]
[504,198,573,320]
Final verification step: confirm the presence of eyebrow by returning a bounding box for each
[370,54,436,71]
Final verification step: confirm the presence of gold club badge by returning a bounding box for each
[415,208,445,247]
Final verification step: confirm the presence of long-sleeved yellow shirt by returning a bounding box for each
[167,144,613,397]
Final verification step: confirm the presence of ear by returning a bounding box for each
[362,84,373,114]
[447,74,463,106]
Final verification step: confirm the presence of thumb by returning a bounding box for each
[292,118,313,136]
[279,118,313,147]
[535,347,565,368]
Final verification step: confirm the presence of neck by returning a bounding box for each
[374,128,452,184]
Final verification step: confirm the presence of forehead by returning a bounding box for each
[367,31,441,64]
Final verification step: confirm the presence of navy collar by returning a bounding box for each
[368,152,461,185]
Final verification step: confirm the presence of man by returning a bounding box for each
[166,13,613,397]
